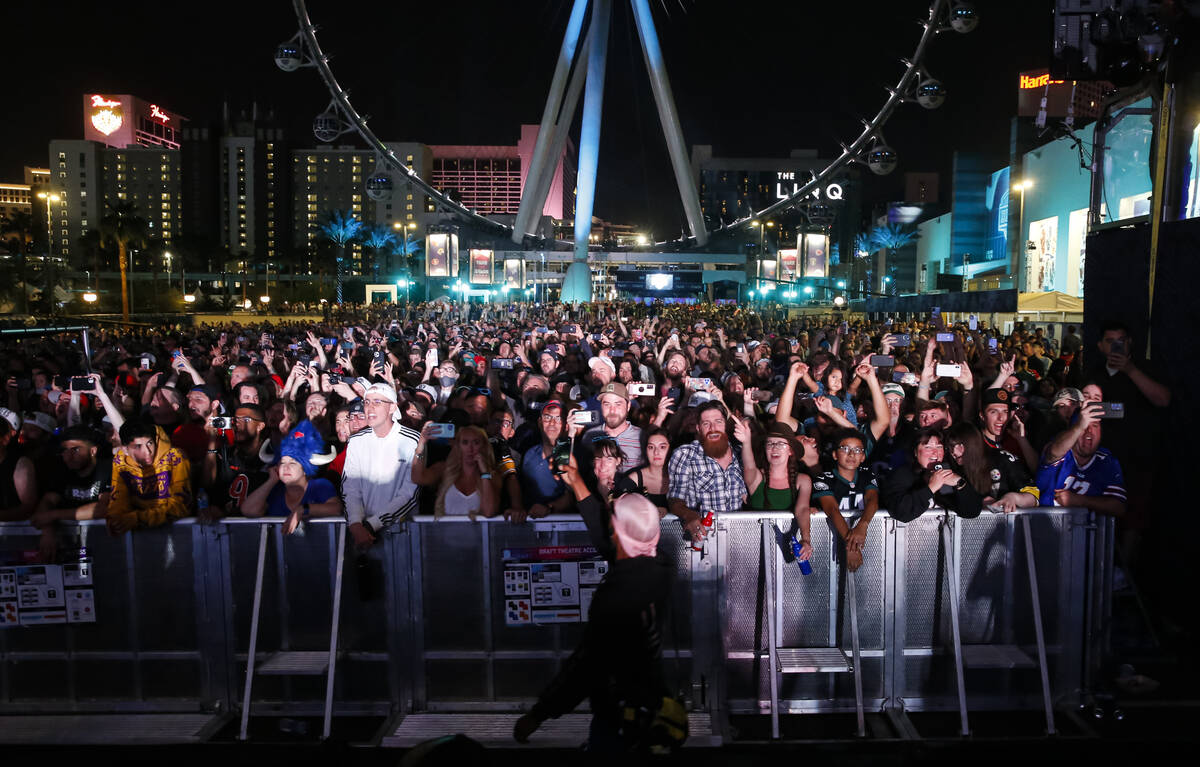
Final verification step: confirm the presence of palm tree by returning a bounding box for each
[869,223,919,294]
[100,201,149,322]
[0,211,35,313]
[317,210,364,304]
[359,225,396,280]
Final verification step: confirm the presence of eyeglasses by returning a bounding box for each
[232,415,262,424]
[837,445,866,455]
[363,398,392,408]
[918,443,944,452]
[765,440,790,450]
[541,413,563,423]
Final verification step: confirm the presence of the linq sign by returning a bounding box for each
[776,172,844,201]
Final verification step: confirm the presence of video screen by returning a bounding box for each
[645,273,673,291]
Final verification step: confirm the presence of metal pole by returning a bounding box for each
[762,521,780,740]
[628,0,709,246]
[512,0,590,243]
[942,516,969,736]
[322,523,347,740]
[1022,516,1057,735]
[564,0,611,303]
[239,524,270,740]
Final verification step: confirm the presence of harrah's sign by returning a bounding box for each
[1019,72,1065,89]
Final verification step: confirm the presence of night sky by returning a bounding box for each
[2,1,1052,234]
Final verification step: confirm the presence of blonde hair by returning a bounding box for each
[434,425,497,520]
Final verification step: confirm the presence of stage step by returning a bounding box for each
[777,647,854,674]
[256,650,332,675]
[0,713,221,744]
[381,712,719,748]
[961,643,1036,669]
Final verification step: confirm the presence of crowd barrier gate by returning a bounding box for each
[0,507,1110,743]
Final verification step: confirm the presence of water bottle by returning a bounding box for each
[691,511,715,551]
[789,535,812,575]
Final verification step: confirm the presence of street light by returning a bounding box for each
[82,292,98,303]
[833,295,846,307]
[36,191,60,311]
[183,294,196,303]
[1012,178,1033,289]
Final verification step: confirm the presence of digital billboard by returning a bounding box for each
[469,249,494,284]
[983,166,1010,266]
[646,273,674,291]
[83,94,183,149]
[425,233,459,278]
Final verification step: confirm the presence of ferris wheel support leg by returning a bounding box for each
[567,0,612,303]
[525,36,592,246]
[629,0,709,247]
[512,0,591,245]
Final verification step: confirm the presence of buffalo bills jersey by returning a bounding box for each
[1036,447,1126,505]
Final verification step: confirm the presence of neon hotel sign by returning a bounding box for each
[775,172,843,201]
[1019,72,1064,89]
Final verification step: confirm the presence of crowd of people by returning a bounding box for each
[0,301,1166,576]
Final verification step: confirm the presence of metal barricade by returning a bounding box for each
[0,507,1114,742]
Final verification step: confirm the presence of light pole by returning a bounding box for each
[36,191,60,312]
[1012,179,1033,291]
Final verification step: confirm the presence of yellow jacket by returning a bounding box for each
[108,426,193,529]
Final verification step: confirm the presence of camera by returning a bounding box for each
[210,417,232,430]
[628,383,657,397]
[297,354,313,368]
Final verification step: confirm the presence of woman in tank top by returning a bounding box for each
[733,418,813,529]
[426,426,499,520]
[615,427,672,517]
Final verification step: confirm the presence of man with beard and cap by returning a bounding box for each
[202,402,272,517]
[667,400,746,547]
[538,348,562,379]
[514,490,674,753]
[1036,400,1126,517]
[343,382,421,548]
[579,355,617,412]
[581,382,643,474]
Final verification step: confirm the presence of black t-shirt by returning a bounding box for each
[215,443,271,513]
[982,436,1037,501]
[59,452,113,509]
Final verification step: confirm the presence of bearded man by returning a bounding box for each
[667,400,747,547]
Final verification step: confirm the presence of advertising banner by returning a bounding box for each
[758,259,777,282]
[503,258,525,290]
[469,249,494,284]
[425,233,459,278]
[501,545,607,626]
[802,233,828,278]
[778,248,799,281]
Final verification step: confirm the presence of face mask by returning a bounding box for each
[439,374,457,388]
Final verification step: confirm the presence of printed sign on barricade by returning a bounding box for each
[501,545,607,626]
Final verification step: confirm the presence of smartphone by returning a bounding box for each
[536,327,549,334]
[210,416,232,430]
[968,314,978,330]
[607,349,624,358]
[936,363,962,378]
[931,306,941,319]
[551,435,572,475]
[936,332,955,343]
[564,324,577,334]
[736,344,746,354]
[686,377,712,390]
[490,358,513,370]
[1109,339,1126,355]
[892,333,911,348]
[70,376,95,391]
[287,344,301,351]
[572,410,601,427]
[140,357,151,371]
[628,382,656,397]
[372,350,388,368]
[667,386,682,401]
[427,346,439,366]
[591,333,603,342]
[870,355,894,367]
[323,338,338,347]
[752,389,774,402]
[633,329,643,341]
[1096,402,1125,419]
[429,423,456,440]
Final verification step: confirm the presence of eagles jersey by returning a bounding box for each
[1036,447,1126,506]
[812,468,878,512]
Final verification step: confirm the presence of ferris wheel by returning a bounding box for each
[274,0,979,300]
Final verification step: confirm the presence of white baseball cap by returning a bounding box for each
[0,407,20,432]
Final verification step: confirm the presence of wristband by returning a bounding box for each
[480,473,492,480]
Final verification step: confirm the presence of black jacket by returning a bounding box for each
[881,461,984,523]
[530,555,674,722]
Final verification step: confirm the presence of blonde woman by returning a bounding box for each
[412,424,499,520]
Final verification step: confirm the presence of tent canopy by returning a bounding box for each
[1017,290,1084,313]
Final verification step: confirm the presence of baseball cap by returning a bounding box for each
[364,383,398,404]
[1053,387,1084,406]
[588,356,616,376]
[24,412,56,434]
[881,383,905,398]
[598,382,628,401]
[415,383,438,402]
[0,407,20,431]
[981,388,1011,408]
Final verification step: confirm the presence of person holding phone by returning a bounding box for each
[1036,400,1126,517]
[517,399,575,519]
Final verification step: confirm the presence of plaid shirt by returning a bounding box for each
[667,441,747,515]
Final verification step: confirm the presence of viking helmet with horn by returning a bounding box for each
[268,419,337,477]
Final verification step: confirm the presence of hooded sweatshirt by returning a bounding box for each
[108,426,192,529]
